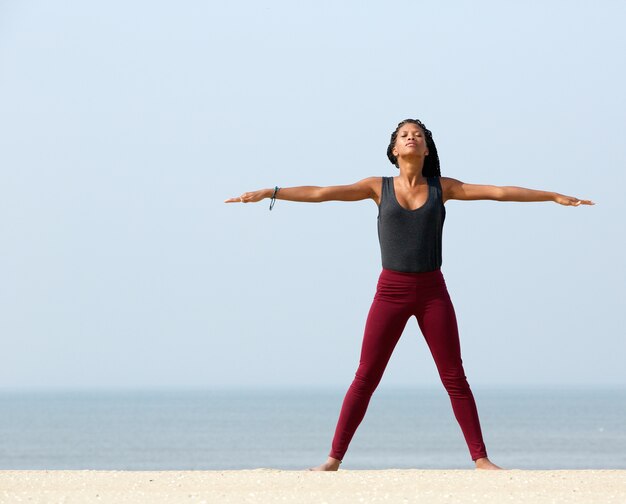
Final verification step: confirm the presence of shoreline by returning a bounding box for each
[1,469,625,503]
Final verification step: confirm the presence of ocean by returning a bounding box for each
[1,387,624,470]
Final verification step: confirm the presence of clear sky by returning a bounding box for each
[1,1,624,391]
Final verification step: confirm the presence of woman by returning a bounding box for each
[225,119,594,471]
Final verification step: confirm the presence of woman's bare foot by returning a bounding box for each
[308,457,342,471]
[474,457,504,470]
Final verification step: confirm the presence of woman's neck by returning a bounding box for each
[397,159,426,186]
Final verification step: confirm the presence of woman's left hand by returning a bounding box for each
[553,194,595,206]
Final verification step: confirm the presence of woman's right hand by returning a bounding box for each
[224,188,271,204]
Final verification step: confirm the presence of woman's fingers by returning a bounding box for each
[224,190,267,204]
[570,198,595,206]
[224,194,248,203]
[224,191,260,203]
[557,195,595,206]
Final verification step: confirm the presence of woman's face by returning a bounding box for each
[392,123,429,160]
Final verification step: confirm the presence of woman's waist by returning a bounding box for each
[379,267,444,284]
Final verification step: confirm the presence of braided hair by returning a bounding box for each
[386,119,441,177]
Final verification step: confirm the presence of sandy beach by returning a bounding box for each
[1,469,625,504]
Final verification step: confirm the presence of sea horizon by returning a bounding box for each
[1,385,625,471]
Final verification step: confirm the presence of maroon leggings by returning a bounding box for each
[329,268,488,462]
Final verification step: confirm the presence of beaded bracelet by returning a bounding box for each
[269,186,281,211]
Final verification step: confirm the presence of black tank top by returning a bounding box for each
[377,176,446,273]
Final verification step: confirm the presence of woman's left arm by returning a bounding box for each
[441,177,595,206]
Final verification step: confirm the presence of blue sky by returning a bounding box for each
[1,1,624,390]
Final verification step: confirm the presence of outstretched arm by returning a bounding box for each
[441,177,595,206]
[225,177,380,204]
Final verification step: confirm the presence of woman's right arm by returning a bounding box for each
[225,177,381,205]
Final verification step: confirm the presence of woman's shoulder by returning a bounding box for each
[358,176,388,187]
[439,176,462,184]
[438,176,456,190]
[438,176,465,203]
[357,176,386,205]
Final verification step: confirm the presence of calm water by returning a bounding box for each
[0,387,625,470]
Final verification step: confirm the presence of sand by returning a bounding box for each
[1,469,625,503]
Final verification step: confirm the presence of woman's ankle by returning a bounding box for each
[308,457,342,471]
